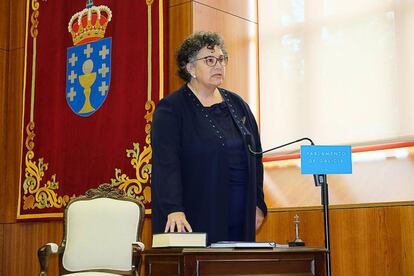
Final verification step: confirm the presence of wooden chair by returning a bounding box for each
[38,183,145,275]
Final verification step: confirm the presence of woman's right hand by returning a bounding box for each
[165,211,193,233]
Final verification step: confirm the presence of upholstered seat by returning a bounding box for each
[62,273,121,276]
[38,184,145,276]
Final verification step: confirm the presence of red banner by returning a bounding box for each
[18,0,167,219]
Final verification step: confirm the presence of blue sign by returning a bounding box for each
[300,145,352,174]
[66,37,112,117]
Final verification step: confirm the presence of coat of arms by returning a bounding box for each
[66,0,112,117]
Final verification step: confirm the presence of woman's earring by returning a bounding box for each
[192,74,197,79]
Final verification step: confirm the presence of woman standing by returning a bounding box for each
[151,31,266,244]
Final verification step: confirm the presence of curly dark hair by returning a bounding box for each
[176,31,228,82]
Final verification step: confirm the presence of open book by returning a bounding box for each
[209,241,289,249]
[152,232,207,248]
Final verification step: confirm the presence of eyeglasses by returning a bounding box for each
[193,55,228,67]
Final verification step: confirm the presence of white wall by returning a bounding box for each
[258,0,414,152]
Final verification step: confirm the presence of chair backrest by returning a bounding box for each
[61,184,145,274]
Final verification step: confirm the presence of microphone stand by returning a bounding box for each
[249,138,331,276]
[315,174,331,276]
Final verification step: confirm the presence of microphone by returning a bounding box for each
[248,137,314,155]
[249,136,332,276]
[247,137,325,186]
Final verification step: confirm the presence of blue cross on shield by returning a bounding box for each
[66,37,112,117]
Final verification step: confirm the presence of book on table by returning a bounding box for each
[152,232,207,248]
[209,241,289,249]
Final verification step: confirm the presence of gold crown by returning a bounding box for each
[68,4,112,45]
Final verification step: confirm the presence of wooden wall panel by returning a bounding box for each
[400,206,414,276]
[1,205,412,275]
[167,0,259,116]
[9,0,26,50]
[168,2,192,92]
[256,208,325,246]
[169,0,190,7]
[257,205,414,276]
[329,205,414,276]
[0,225,4,275]
[2,221,62,275]
[193,2,259,113]
[0,51,7,122]
[0,0,10,50]
[1,0,25,224]
[196,0,257,22]
[0,0,10,222]
[0,218,152,275]
[0,50,8,221]
[142,218,153,247]
[3,48,24,222]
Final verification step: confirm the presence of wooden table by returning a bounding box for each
[143,247,327,276]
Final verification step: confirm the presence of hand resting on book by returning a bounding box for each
[165,211,193,233]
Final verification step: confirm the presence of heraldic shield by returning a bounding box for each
[66,37,112,117]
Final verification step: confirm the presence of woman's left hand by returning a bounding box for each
[255,206,265,231]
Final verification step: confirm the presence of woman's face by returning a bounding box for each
[187,46,227,88]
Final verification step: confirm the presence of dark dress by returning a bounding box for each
[151,84,267,245]
[206,101,248,241]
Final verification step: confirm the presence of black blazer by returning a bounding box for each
[151,84,267,244]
